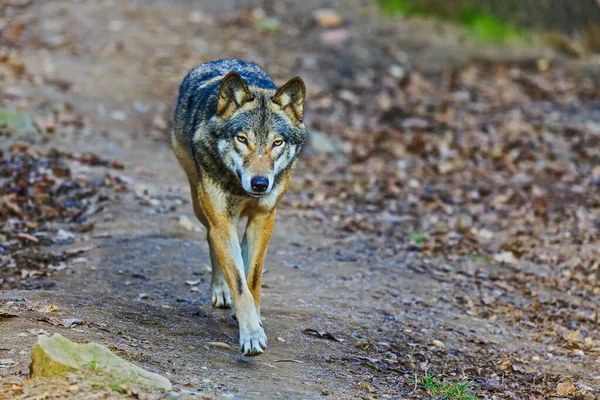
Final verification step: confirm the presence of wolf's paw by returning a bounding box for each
[211,284,232,309]
[239,321,267,356]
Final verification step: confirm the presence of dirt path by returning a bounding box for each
[2,1,600,399]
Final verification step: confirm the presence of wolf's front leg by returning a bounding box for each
[241,210,276,316]
[208,239,233,308]
[208,223,267,356]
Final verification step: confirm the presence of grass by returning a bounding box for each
[88,359,99,370]
[410,230,424,244]
[109,381,127,394]
[418,374,479,400]
[378,0,522,44]
[0,108,34,132]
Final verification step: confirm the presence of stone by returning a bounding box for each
[30,333,171,391]
[177,215,198,232]
[0,108,35,133]
[313,9,343,28]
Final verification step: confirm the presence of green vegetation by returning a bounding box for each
[109,380,127,394]
[410,230,424,244]
[418,374,479,400]
[378,0,522,44]
[0,108,35,132]
[88,359,99,370]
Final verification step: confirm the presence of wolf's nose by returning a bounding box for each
[251,176,269,193]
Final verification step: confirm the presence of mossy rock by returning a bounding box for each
[0,108,35,133]
[30,333,171,391]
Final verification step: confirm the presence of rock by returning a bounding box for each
[0,108,36,133]
[153,115,168,130]
[254,17,281,32]
[110,110,127,121]
[313,9,343,28]
[494,251,518,265]
[30,333,172,391]
[388,64,406,80]
[188,11,206,24]
[178,215,199,232]
[320,29,351,45]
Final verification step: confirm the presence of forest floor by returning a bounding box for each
[1,0,600,399]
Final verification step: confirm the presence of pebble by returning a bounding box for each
[313,9,343,28]
[68,384,80,392]
[110,110,127,121]
[320,29,351,45]
[388,64,406,79]
[177,215,196,232]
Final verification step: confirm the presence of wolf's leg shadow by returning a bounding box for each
[241,210,276,317]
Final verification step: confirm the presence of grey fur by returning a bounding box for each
[173,59,308,197]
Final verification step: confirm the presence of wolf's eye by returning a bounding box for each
[236,135,247,144]
[273,139,284,147]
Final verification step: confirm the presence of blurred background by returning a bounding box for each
[1,1,600,399]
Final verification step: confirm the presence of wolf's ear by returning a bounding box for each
[272,77,306,124]
[217,72,254,118]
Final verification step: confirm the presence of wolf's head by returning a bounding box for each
[211,72,307,197]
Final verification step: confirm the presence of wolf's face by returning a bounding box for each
[213,72,307,197]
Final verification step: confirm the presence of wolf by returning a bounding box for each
[172,59,307,356]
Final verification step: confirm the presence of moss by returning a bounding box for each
[29,334,172,391]
[378,0,523,44]
[30,344,78,377]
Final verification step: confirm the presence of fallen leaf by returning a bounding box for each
[302,328,344,342]
[356,381,375,393]
[0,359,16,368]
[205,342,231,349]
[59,318,84,328]
[38,317,82,328]
[556,379,577,396]
[16,232,39,243]
[38,304,58,313]
[0,310,19,319]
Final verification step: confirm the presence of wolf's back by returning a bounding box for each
[173,59,277,147]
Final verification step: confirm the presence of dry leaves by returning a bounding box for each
[556,379,577,396]
[303,328,345,342]
[0,143,127,287]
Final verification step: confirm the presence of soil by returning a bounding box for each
[1,1,600,399]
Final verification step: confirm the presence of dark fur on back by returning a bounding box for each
[174,60,276,140]
[173,59,307,196]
